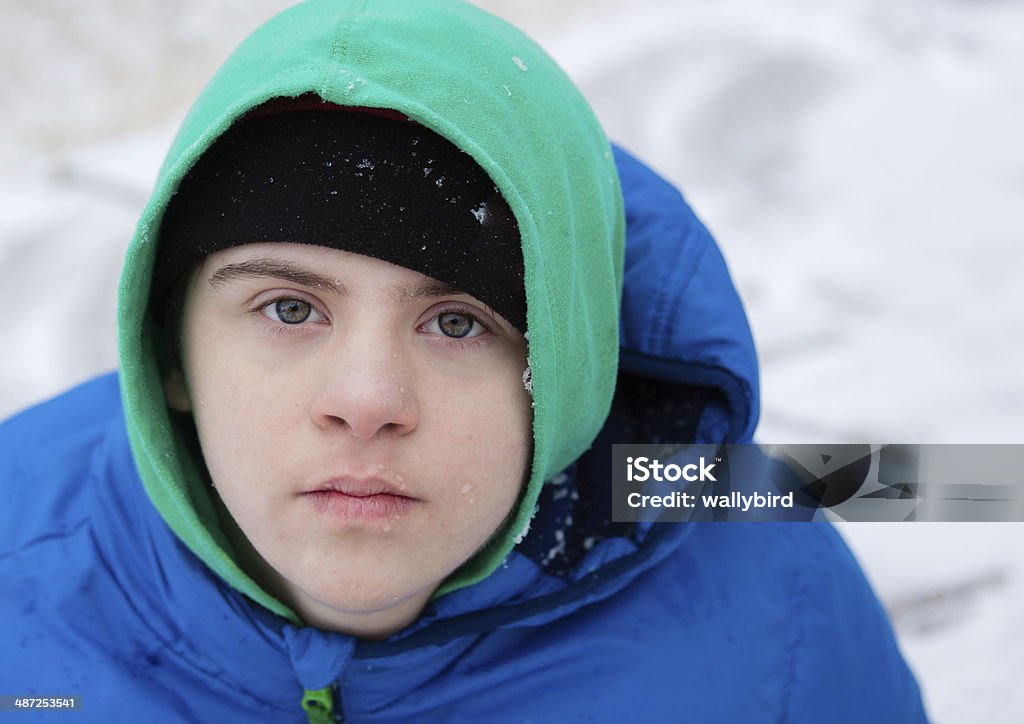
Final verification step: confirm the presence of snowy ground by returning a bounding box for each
[2,1,1022,721]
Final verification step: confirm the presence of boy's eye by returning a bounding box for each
[265,299,315,324]
[435,311,482,339]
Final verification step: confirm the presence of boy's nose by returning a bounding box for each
[309,331,418,441]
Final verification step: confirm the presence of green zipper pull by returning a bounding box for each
[302,686,336,724]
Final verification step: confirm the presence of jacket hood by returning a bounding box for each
[616,147,759,444]
[117,0,624,620]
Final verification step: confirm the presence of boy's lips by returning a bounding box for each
[310,476,415,497]
[303,476,421,521]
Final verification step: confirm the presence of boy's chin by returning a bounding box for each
[290,571,440,637]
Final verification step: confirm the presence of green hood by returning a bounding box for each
[118,0,624,622]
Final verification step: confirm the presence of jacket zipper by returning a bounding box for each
[302,683,343,723]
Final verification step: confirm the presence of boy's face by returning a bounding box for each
[168,242,532,637]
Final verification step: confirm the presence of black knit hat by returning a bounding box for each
[152,98,526,330]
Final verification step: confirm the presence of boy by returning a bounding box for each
[1,1,927,721]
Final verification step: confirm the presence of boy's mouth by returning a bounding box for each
[303,477,420,521]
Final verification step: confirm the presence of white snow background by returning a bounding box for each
[2,1,1022,721]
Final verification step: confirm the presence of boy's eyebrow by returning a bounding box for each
[208,258,345,293]
[394,278,467,303]
[207,257,470,303]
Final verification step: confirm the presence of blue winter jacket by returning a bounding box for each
[0,148,927,722]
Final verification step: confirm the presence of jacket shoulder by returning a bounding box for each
[0,373,122,553]
[769,523,929,723]
[645,523,929,723]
